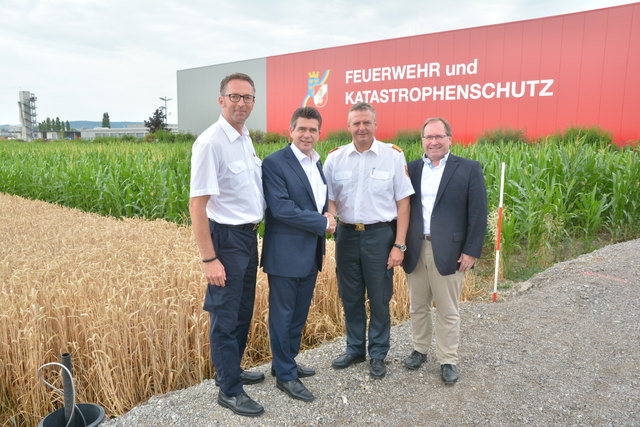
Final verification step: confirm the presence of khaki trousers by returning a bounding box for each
[405,240,464,365]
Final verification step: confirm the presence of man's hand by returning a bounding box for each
[324,212,337,234]
[204,259,226,286]
[457,253,477,272]
[386,247,404,270]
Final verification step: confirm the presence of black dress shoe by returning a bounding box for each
[403,350,427,370]
[441,364,458,385]
[240,370,265,384]
[296,364,316,378]
[217,391,264,417]
[369,358,386,379]
[215,370,265,387]
[271,364,316,378]
[276,379,314,402]
[331,353,366,369]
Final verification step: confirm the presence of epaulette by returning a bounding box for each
[391,144,403,153]
[328,146,340,154]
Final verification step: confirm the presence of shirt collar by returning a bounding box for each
[423,151,450,170]
[290,142,320,164]
[346,138,380,156]
[218,114,249,142]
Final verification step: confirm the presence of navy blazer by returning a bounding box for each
[403,154,488,276]
[260,144,328,278]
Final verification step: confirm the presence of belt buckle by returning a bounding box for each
[354,223,366,231]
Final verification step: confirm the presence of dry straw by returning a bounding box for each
[0,194,480,426]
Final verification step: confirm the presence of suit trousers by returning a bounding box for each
[268,268,317,381]
[335,223,395,359]
[204,221,258,396]
[405,240,464,365]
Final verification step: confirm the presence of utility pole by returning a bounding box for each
[159,96,172,125]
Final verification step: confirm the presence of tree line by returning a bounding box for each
[36,108,167,135]
[38,117,72,132]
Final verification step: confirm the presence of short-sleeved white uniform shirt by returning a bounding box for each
[323,139,414,224]
[189,115,265,225]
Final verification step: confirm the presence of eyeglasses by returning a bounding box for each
[422,134,450,141]
[224,94,256,104]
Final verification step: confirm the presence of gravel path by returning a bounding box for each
[104,239,640,426]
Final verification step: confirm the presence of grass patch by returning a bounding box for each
[476,127,528,144]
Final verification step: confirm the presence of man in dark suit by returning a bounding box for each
[261,106,336,402]
[402,117,487,385]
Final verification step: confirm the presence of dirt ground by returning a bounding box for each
[104,238,640,426]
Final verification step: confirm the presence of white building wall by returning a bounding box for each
[177,58,267,136]
[81,127,149,139]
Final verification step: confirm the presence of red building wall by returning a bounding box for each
[266,4,640,144]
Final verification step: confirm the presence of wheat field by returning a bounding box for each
[0,193,481,426]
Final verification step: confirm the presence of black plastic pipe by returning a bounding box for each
[60,353,75,425]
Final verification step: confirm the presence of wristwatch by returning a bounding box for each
[393,243,407,252]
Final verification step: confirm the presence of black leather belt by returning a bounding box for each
[339,221,393,231]
[422,234,432,241]
[214,221,260,232]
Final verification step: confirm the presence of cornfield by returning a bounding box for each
[1,137,638,253]
[0,141,191,224]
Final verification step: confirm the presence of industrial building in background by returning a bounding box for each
[9,90,177,140]
[18,91,38,141]
[177,3,639,145]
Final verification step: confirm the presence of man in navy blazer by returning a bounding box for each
[261,107,336,402]
[402,117,487,385]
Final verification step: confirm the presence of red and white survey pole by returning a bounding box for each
[492,162,506,302]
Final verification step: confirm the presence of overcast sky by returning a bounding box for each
[1,0,634,126]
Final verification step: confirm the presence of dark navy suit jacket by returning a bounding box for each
[403,154,488,276]
[260,144,328,277]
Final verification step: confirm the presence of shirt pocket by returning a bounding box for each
[371,169,392,194]
[228,160,249,188]
[333,170,353,195]
[252,155,262,178]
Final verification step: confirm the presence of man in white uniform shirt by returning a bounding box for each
[324,102,414,379]
[189,73,266,417]
[402,117,487,385]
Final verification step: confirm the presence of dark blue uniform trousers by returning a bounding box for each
[335,223,395,360]
[268,268,317,381]
[204,221,258,396]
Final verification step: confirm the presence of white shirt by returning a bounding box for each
[290,143,327,214]
[189,115,265,224]
[421,152,450,235]
[324,139,414,224]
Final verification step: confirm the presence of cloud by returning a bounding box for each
[0,0,633,125]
